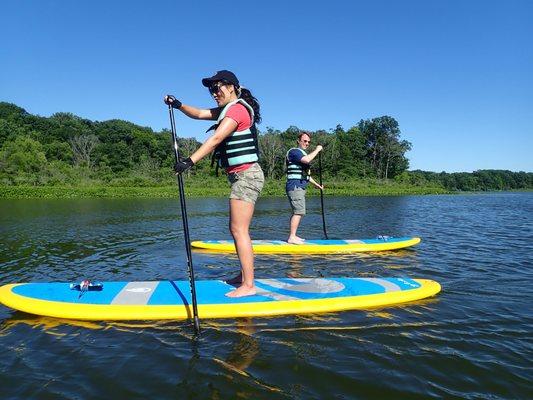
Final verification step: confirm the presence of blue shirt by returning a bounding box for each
[286,148,309,191]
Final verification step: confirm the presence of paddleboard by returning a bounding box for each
[191,236,421,254]
[0,277,440,321]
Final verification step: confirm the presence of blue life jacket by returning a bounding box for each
[286,148,310,181]
[208,99,259,169]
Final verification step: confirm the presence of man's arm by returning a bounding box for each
[301,145,323,164]
[309,176,324,190]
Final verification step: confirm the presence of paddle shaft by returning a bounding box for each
[318,152,328,239]
[168,105,200,334]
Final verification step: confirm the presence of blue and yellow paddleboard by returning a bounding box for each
[191,236,421,254]
[0,277,440,321]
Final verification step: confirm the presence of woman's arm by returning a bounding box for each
[164,95,220,120]
[189,117,238,164]
[179,104,221,120]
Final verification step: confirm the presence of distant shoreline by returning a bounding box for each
[3,180,531,200]
[0,183,460,199]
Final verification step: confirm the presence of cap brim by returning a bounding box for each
[202,77,218,87]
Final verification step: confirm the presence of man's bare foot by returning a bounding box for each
[225,274,243,285]
[287,236,305,244]
[225,284,256,298]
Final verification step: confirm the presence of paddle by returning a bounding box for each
[167,104,200,334]
[318,151,329,239]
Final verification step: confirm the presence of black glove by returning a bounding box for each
[174,157,194,174]
[165,95,182,109]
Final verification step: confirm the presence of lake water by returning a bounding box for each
[0,193,531,399]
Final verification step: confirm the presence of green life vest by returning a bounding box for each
[209,99,259,168]
[286,148,310,180]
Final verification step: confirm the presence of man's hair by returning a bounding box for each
[298,131,311,140]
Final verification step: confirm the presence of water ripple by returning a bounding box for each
[0,193,532,399]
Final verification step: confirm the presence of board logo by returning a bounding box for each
[126,287,152,293]
[397,278,417,288]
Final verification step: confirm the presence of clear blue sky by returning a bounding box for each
[1,0,531,172]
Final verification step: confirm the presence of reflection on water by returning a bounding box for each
[0,193,532,398]
[0,313,106,334]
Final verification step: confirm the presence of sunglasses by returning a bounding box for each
[208,82,225,94]
[302,139,311,143]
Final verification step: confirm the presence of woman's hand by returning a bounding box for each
[164,95,182,109]
[174,157,194,174]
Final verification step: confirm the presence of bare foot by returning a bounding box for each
[225,284,256,298]
[225,274,243,285]
[287,236,305,245]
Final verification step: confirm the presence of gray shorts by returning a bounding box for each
[227,163,264,205]
[287,187,306,215]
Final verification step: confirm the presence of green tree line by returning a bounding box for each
[395,169,532,191]
[0,101,531,192]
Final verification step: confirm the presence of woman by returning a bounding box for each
[164,70,264,298]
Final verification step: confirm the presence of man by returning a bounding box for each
[285,132,323,244]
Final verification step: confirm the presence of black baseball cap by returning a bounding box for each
[202,70,239,87]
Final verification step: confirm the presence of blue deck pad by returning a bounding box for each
[302,237,411,245]
[149,278,421,305]
[360,237,410,244]
[148,280,279,305]
[303,240,348,245]
[148,280,195,305]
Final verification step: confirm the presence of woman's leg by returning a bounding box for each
[226,198,256,297]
